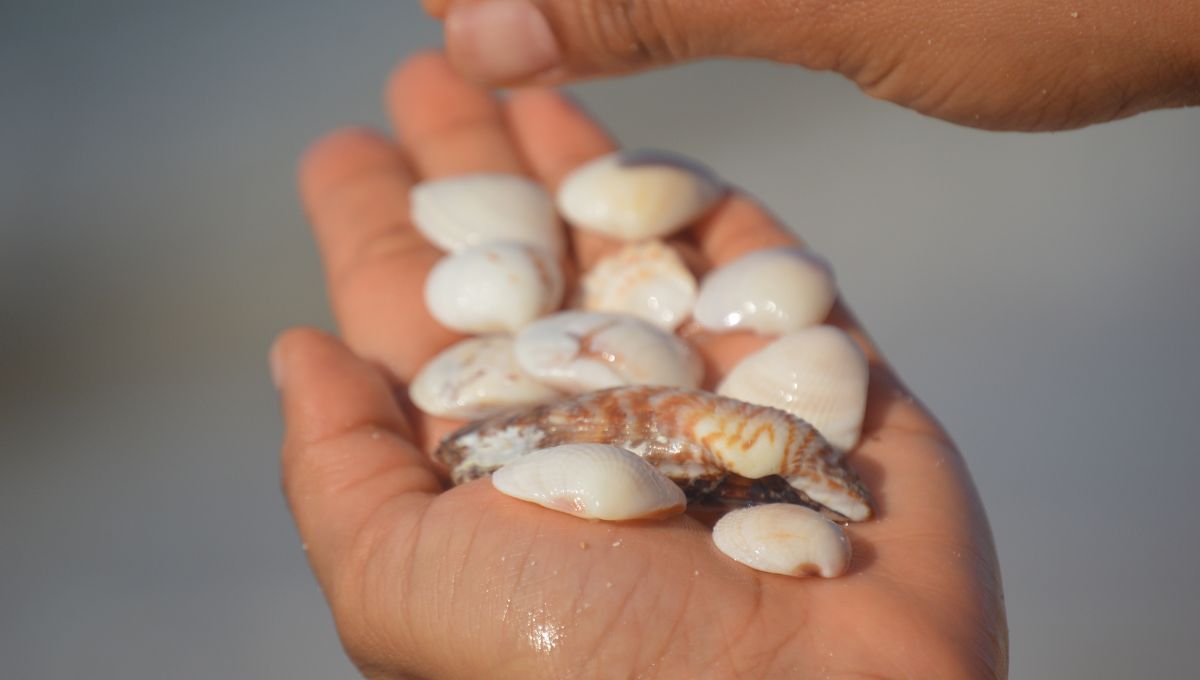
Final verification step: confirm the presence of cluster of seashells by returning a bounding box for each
[410,150,871,579]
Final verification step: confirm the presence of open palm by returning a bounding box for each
[273,53,1007,679]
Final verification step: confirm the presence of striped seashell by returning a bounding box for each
[435,386,872,522]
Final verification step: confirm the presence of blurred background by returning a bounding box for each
[3,2,1198,678]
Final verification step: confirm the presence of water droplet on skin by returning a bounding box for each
[526,610,564,654]
[611,539,622,548]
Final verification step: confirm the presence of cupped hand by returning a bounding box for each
[274,52,1007,679]
[424,0,1199,131]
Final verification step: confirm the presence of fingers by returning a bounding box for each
[387,51,525,177]
[434,0,844,86]
[273,327,441,583]
[504,88,625,270]
[299,128,456,382]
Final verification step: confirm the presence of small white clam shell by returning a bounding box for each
[424,242,563,334]
[410,336,561,419]
[693,247,837,334]
[712,504,852,578]
[410,174,563,254]
[718,325,868,450]
[492,443,687,520]
[557,150,725,241]
[581,241,697,330]
[515,311,703,393]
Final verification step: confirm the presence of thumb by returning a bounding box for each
[435,0,845,85]
[272,327,441,584]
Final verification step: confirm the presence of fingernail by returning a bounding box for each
[269,342,286,390]
[446,0,561,82]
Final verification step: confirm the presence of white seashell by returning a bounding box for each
[581,241,698,330]
[557,150,725,241]
[693,247,837,334]
[409,336,561,419]
[718,326,868,450]
[491,443,687,521]
[410,174,563,254]
[712,504,852,578]
[514,311,703,393]
[424,242,563,334]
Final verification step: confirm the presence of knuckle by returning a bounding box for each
[565,0,687,65]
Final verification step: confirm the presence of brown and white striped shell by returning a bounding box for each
[435,386,872,522]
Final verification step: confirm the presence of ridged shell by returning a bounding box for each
[693,247,836,334]
[557,150,725,241]
[424,242,563,334]
[581,241,697,330]
[409,336,562,419]
[712,504,852,578]
[491,444,687,521]
[436,386,872,522]
[718,326,869,450]
[410,174,563,253]
[514,311,703,393]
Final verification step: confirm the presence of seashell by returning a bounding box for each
[424,242,563,334]
[410,173,564,254]
[435,386,872,522]
[712,504,852,578]
[491,443,687,521]
[693,247,837,334]
[557,150,725,241]
[409,336,562,419]
[718,326,869,450]
[581,241,698,331]
[514,311,703,393]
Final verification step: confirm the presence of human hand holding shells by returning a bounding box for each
[273,52,1007,679]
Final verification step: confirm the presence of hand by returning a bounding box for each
[273,52,1007,678]
[423,0,1199,131]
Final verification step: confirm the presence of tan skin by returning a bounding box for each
[273,53,1006,678]
[427,0,1200,131]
